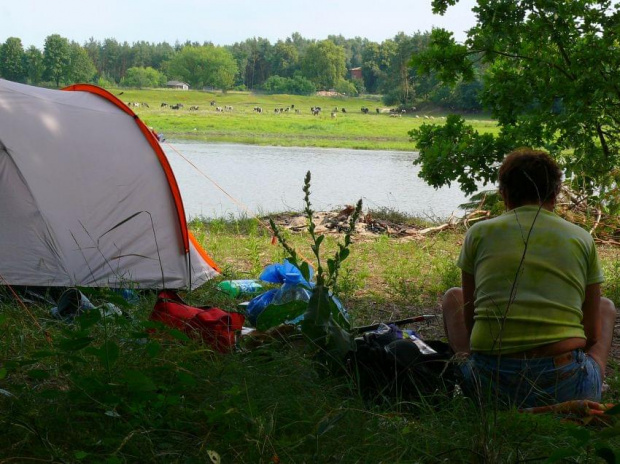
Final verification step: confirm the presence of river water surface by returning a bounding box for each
[164,141,477,219]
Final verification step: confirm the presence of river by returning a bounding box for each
[163,141,478,220]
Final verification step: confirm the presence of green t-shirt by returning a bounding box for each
[457,205,604,354]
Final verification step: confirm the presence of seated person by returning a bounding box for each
[442,148,616,407]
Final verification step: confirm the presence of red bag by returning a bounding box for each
[150,290,245,352]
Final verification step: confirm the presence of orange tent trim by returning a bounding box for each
[189,232,220,273]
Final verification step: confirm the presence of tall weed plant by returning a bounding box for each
[269,171,361,362]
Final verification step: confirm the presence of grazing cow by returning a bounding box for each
[142,102,150,108]
[376,108,380,114]
[331,112,337,118]
[210,100,216,106]
[161,102,168,108]
[253,106,263,113]
[291,104,295,109]
[361,107,369,114]
[341,108,346,113]
[225,105,233,111]
[312,108,321,116]
[274,108,280,114]
[295,109,301,114]
[333,107,338,112]
[189,105,199,111]
[216,107,223,112]
[170,104,180,110]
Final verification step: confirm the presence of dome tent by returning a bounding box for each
[0,79,218,289]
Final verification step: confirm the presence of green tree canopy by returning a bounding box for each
[101,38,127,84]
[0,37,26,82]
[361,41,394,94]
[167,45,237,90]
[411,0,620,210]
[122,66,166,88]
[301,40,347,89]
[242,38,272,89]
[381,32,431,106]
[261,74,316,95]
[68,42,96,84]
[24,46,44,85]
[271,40,299,79]
[43,34,71,87]
[83,37,101,76]
[207,46,238,90]
[334,79,358,97]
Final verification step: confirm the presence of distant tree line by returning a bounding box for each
[0,32,484,111]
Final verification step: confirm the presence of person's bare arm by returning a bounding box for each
[582,283,601,350]
[462,271,476,339]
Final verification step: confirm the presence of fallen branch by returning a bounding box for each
[594,238,620,246]
[590,208,602,235]
[416,223,452,235]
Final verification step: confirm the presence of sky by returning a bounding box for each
[1,0,477,50]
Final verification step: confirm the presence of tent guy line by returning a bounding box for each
[164,140,315,266]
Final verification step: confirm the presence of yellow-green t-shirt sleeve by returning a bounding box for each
[587,240,605,285]
[457,228,476,275]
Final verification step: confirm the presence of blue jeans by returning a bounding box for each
[458,350,602,408]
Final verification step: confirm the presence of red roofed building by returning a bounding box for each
[349,67,362,80]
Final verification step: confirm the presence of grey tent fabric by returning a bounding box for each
[0,79,217,289]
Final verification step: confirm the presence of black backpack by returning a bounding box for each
[347,324,456,404]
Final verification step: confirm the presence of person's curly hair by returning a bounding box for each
[498,148,562,207]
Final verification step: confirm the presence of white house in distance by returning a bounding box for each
[166,81,189,90]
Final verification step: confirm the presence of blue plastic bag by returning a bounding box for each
[246,289,278,326]
[270,273,312,305]
[247,272,313,329]
[259,259,314,286]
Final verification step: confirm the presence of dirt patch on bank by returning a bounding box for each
[268,207,463,241]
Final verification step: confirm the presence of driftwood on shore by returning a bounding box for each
[268,186,620,246]
[269,206,492,241]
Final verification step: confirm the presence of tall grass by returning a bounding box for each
[1,214,619,462]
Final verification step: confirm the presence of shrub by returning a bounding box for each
[121,66,166,89]
[352,78,366,95]
[261,75,316,95]
[334,79,358,97]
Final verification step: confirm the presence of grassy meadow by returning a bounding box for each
[116,88,499,150]
[2,213,620,462]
